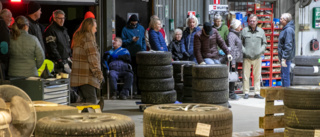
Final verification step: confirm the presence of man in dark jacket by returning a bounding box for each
[194,22,232,65]
[104,37,133,100]
[27,1,45,52]
[44,9,72,74]
[278,13,295,87]
[0,3,10,80]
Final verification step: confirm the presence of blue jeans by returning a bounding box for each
[204,58,221,64]
[281,60,291,87]
[109,70,133,96]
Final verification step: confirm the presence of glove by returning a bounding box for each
[111,53,118,59]
[63,63,72,74]
[281,59,287,67]
[219,49,225,56]
[183,52,191,58]
[199,62,206,65]
[67,57,73,64]
[227,54,233,61]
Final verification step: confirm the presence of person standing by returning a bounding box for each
[148,19,167,51]
[103,37,133,100]
[194,22,232,65]
[278,13,295,87]
[0,7,11,80]
[181,15,201,62]
[121,14,146,96]
[26,1,45,52]
[241,14,266,99]
[8,16,45,78]
[70,18,104,104]
[213,14,229,64]
[227,19,243,100]
[168,28,190,61]
[44,10,72,74]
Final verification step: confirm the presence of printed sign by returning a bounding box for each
[213,0,220,4]
[209,4,228,14]
[195,123,211,137]
[188,11,196,17]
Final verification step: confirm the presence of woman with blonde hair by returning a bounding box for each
[181,15,201,62]
[148,19,167,51]
[9,15,44,78]
[70,18,104,104]
[145,15,168,50]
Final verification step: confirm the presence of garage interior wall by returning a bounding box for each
[295,1,320,56]
[153,0,227,42]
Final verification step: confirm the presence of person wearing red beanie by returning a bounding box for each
[84,11,95,19]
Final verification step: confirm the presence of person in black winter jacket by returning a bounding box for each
[0,4,11,80]
[27,1,45,52]
[44,9,72,74]
[168,28,190,61]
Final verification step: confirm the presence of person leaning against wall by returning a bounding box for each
[70,18,104,104]
[241,14,266,99]
[278,13,295,87]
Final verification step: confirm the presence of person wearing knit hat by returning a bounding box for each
[84,11,95,19]
[121,14,146,96]
[227,19,243,101]
[26,1,45,52]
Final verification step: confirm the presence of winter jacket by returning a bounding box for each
[278,20,295,61]
[194,29,230,63]
[70,33,103,89]
[168,40,189,61]
[145,28,167,50]
[149,29,168,51]
[227,29,243,65]
[103,47,131,72]
[121,23,146,56]
[44,21,71,62]
[241,26,267,59]
[0,16,10,77]
[213,24,229,42]
[181,26,201,61]
[8,30,44,77]
[27,16,45,52]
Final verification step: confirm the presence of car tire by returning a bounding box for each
[35,113,135,136]
[143,104,233,137]
[136,51,172,65]
[137,65,173,78]
[192,65,228,78]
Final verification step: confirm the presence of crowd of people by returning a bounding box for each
[0,1,295,104]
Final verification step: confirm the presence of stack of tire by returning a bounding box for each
[182,64,194,102]
[292,56,320,86]
[192,65,229,107]
[144,103,233,137]
[284,86,320,137]
[172,61,195,102]
[136,51,176,104]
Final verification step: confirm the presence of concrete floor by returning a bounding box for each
[102,93,278,137]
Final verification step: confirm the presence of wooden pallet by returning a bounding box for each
[259,87,285,137]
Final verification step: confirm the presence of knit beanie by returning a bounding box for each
[128,14,138,22]
[84,11,95,19]
[27,2,41,15]
[231,19,241,29]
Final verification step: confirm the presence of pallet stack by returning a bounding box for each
[259,87,285,137]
